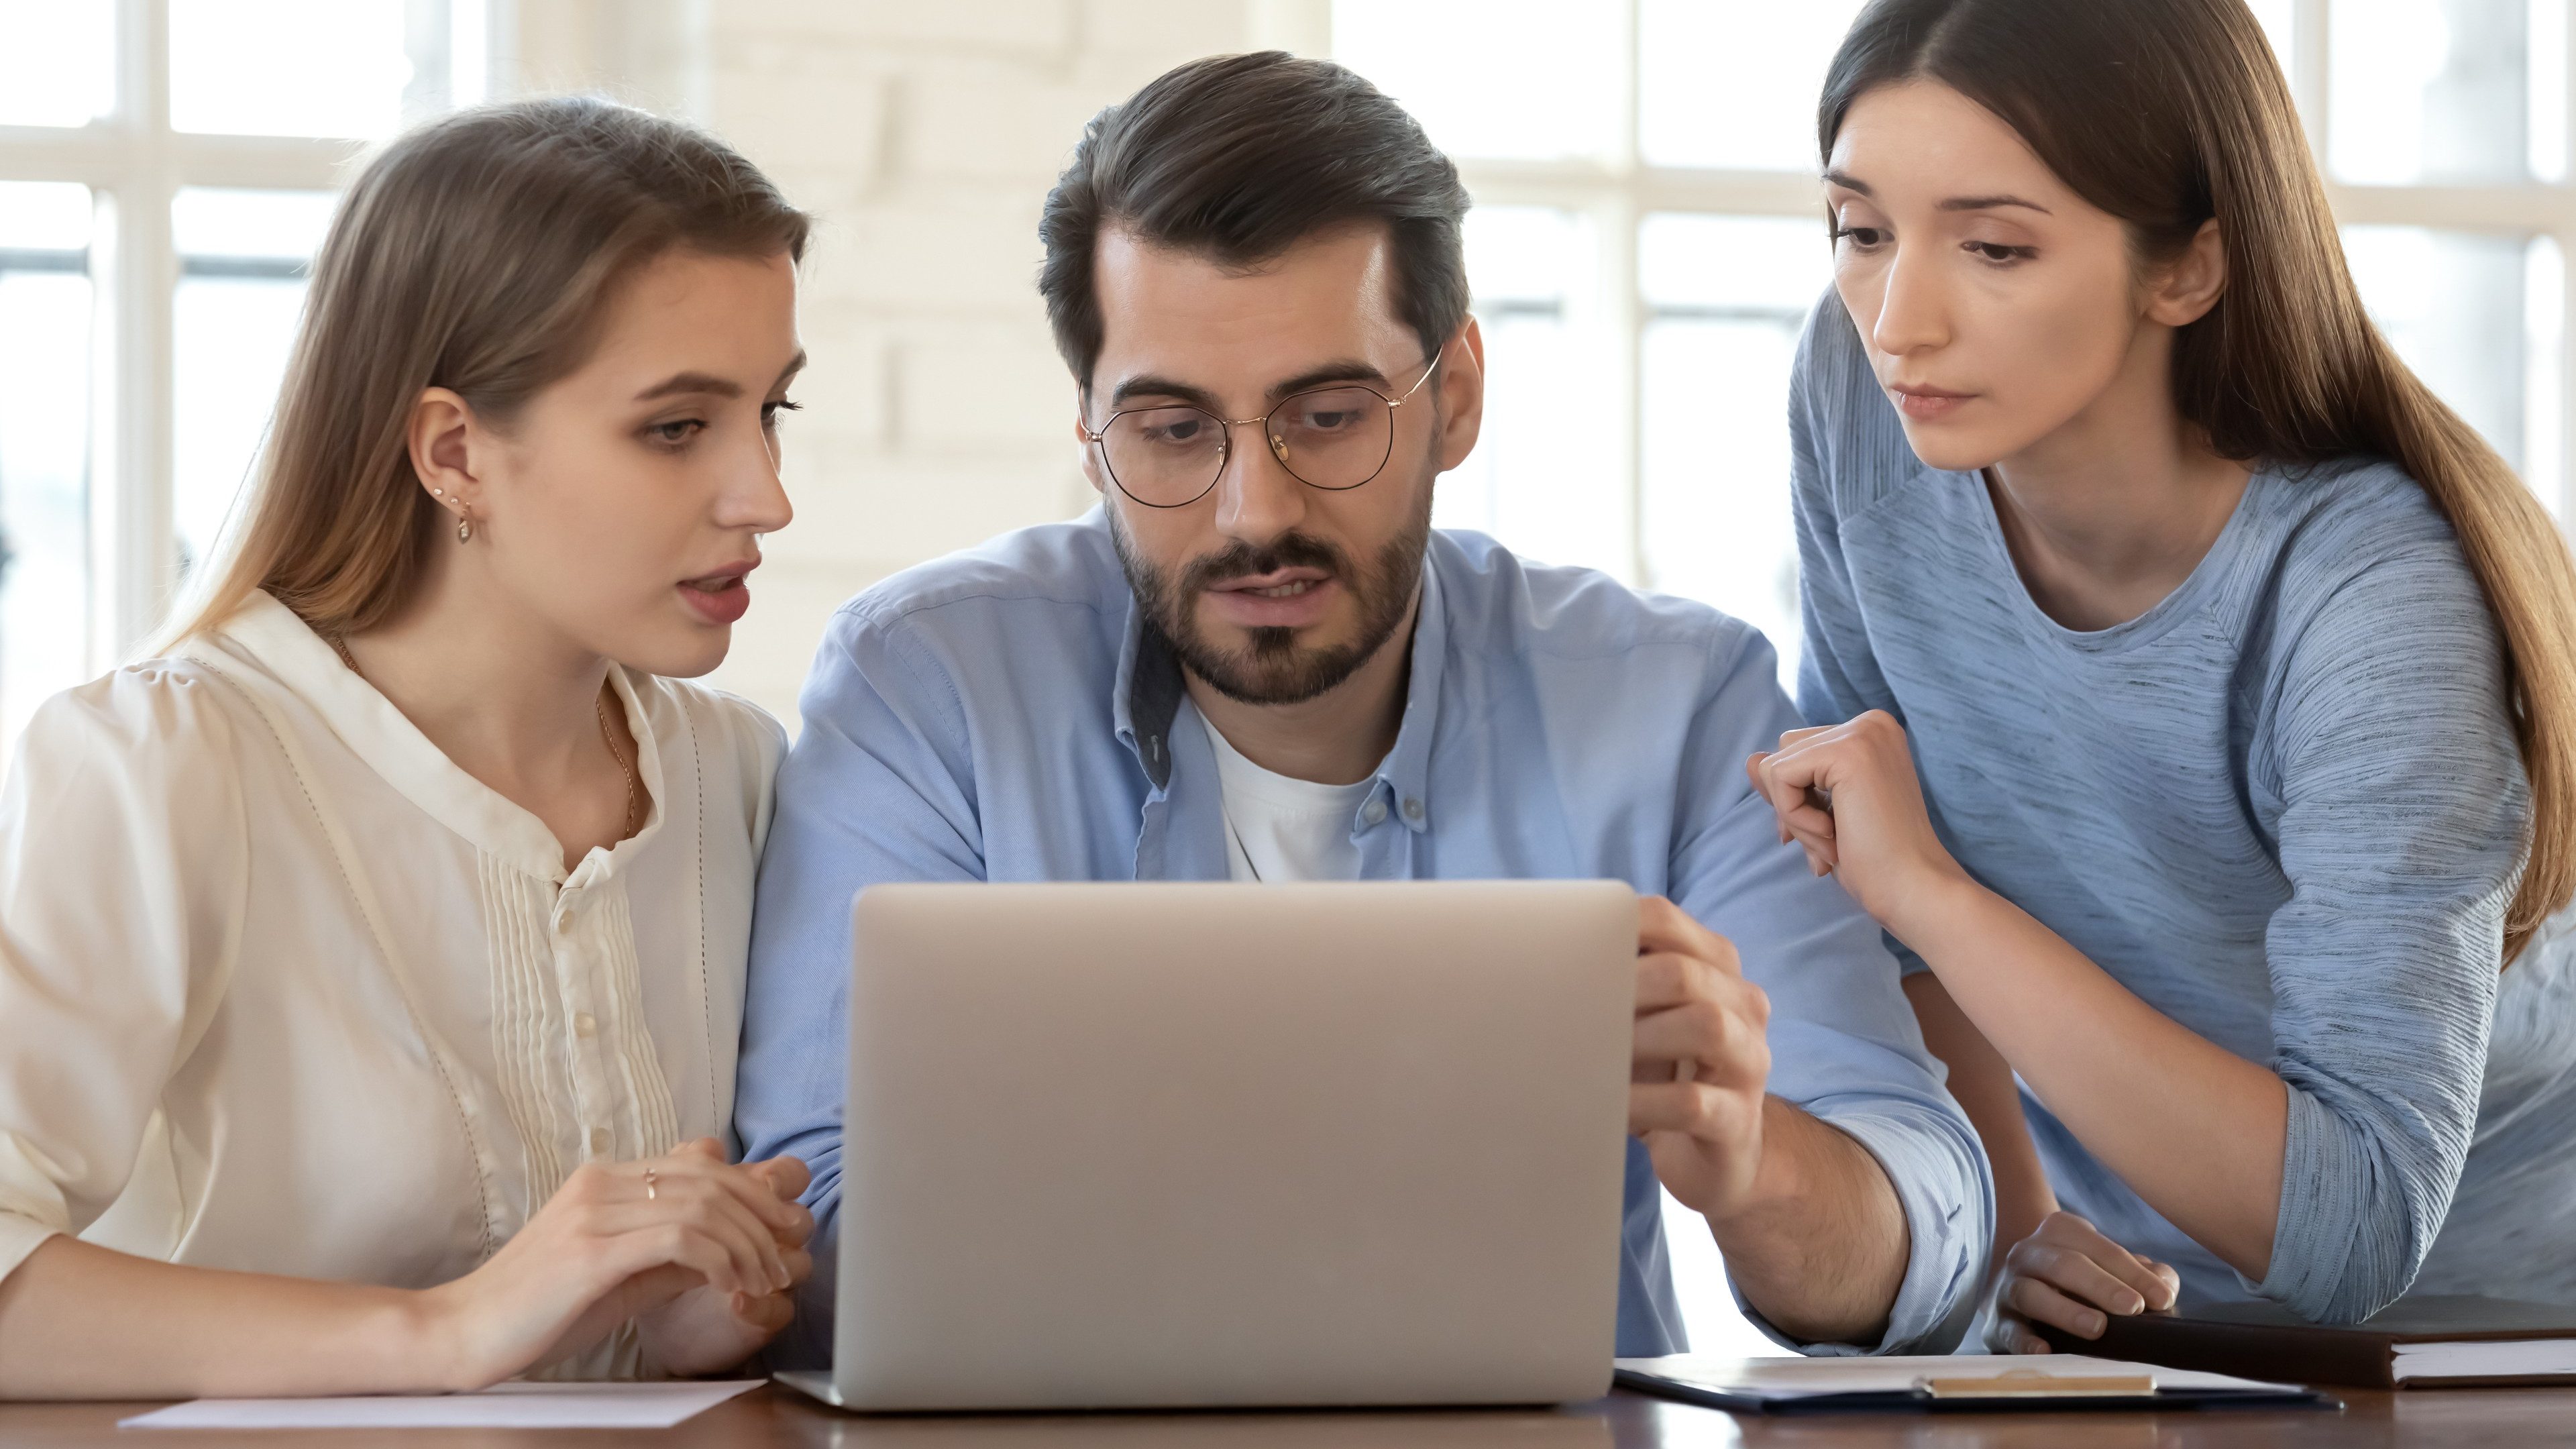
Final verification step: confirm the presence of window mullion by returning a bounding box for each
[96,0,177,661]
[1612,0,1644,589]
[2292,0,2329,160]
[405,0,453,123]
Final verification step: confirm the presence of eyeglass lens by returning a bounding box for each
[1101,386,1397,506]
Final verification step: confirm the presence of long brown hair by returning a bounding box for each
[1823,0,2576,961]
[165,95,809,649]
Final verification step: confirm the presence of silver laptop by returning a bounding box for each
[775,880,1638,1411]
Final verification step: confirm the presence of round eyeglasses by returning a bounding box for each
[1082,357,1441,509]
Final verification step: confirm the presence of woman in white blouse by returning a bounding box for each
[0,98,818,1397]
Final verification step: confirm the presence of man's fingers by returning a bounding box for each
[1635,949,1768,1013]
[1636,897,1733,963]
[1633,1000,1769,1084]
[1633,950,1706,1010]
[1626,1080,1760,1140]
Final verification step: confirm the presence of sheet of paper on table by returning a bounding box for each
[119,1379,763,1430]
[1615,1353,2304,1399]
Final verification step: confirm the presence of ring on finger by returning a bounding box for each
[643,1167,658,1201]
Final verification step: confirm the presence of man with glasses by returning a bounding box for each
[737,52,1990,1366]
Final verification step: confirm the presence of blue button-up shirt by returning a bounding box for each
[737,511,1989,1367]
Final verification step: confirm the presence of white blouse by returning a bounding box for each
[0,592,782,1375]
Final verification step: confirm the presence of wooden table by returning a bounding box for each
[7,1383,2573,1446]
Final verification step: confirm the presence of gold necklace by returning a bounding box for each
[327,629,641,841]
[596,690,641,839]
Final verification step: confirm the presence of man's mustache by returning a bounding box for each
[1182,534,1351,590]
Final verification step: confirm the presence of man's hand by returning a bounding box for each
[1628,896,1773,1221]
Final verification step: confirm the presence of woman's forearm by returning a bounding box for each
[1899,879,2287,1280]
[1901,973,2057,1260]
[0,1236,457,1401]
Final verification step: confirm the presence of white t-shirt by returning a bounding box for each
[1199,713,1376,883]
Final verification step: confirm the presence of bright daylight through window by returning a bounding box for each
[1334,0,2576,1356]
[0,0,484,761]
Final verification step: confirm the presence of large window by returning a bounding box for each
[0,0,484,759]
[1338,0,2576,1356]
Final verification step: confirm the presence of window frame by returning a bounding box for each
[0,0,474,667]
[1341,0,2576,592]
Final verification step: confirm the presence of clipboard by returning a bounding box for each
[1613,1353,2339,1415]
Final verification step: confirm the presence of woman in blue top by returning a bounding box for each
[1748,0,2576,1351]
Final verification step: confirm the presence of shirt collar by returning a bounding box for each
[1113,547,1448,833]
[199,590,669,883]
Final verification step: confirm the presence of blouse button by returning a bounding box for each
[588,1125,612,1157]
[574,1012,598,1039]
[1362,798,1388,826]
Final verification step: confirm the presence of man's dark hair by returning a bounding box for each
[1038,52,1472,392]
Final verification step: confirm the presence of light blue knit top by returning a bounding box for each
[1787,297,2576,1322]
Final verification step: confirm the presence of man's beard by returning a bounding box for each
[1112,491,1432,708]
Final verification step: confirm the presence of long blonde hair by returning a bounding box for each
[165,95,808,649]
[1824,0,2576,961]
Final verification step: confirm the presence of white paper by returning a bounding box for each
[1615,1352,2303,1399]
[119,1379,763,1430]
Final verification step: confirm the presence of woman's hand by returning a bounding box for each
[634,1155,814,1377]
[1986,1210,2181,1354]
[415,1138,814,1387]
[1745,710,1970,932]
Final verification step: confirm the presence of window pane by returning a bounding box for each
[0,184,95,767]
[1640,215,1831,690]
[169,0,413,138]
[0,0,114,127]
[2329,0,2555,184]
[1438,206,1627,576]
[1640,0,1869,170]
[173,190,333,582]
[2343,226,2562,506]
[2245,0,2299,58]
[0,181,95,252]
[1333,0,1621,161]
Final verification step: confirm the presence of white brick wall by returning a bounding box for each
[653,0,1328,728]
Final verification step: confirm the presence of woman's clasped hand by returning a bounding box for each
[422,1139,812,1386]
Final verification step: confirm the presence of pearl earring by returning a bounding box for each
[456,507,472,543]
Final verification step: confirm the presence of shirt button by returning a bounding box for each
[588,1126,612,1157]
[574,1012,598,1039]
[1402,797,1424,822]
[1362,798,1388,826]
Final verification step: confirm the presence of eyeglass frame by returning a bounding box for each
[1080,355,1444,510]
